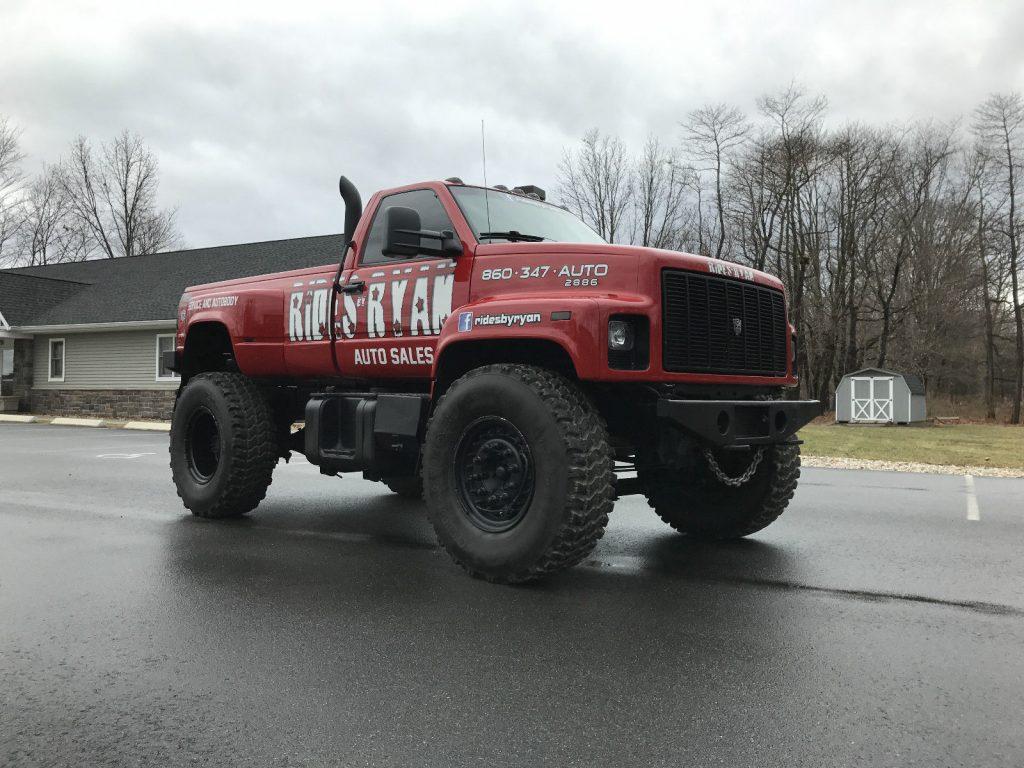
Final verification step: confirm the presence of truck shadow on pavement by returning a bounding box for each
[161,489,803,594]
[161,490,1024,617]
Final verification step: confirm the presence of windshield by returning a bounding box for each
[449,186,606,245]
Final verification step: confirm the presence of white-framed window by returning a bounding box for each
[156,334,179,381]
[1,346,14,396]
[48,338,65,382]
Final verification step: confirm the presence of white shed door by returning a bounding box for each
[851,377,894,422]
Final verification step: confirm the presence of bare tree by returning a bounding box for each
[869,124,955,370]
[756,85,829,394]
[0,117,26,266]
[828,124,894,373]
[557,129,632,243]
[683,103,748,259]
[17,164,91,265]
[728,131,785,271]
[59,130,181,259]
[965,146,1005,419]
[548,89,1024,413]
[974,93,1024,422]
[631,136,694,249]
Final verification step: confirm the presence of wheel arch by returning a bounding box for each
[432,337,577,398]
[180,321,236,383]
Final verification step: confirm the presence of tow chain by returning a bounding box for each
[702,447,764,487]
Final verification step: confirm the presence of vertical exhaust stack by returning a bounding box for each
[330,176,363,353]
[338,176,362,249]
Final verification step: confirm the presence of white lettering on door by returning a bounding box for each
[410,277,430,336]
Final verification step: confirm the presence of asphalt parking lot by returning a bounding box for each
[2,423,1023,767]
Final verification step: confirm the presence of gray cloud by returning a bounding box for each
[2,0,1021,249]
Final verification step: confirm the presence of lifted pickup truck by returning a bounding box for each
[166,176,819,582]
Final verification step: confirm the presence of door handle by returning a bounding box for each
[339,280,366,294]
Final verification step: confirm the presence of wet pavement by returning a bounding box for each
[2,423,1023,767]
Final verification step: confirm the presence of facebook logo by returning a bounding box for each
[458,311,473,332]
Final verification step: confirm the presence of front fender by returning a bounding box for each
[433,293,652,380]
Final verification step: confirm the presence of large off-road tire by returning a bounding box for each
[422,364,614,583]
[383,475,424,499]
[641,444,800,539]
[169,372,278,519]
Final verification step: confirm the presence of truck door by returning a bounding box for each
[334,187,471,379]
[282,265,342,377]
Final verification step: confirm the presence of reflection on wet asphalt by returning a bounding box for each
[3,424,1023,767]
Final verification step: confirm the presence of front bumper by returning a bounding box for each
[657,399,821,448]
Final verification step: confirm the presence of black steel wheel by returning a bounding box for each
[169,372,278,519]
[454,416,535,533]
[185,406,221,483]
[422,364,614,583]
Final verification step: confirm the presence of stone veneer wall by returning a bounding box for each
[29,388,177,421]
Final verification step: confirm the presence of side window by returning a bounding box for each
[1,346,13,396]
[155,334,179,381]
[48,338,65,382]
[361,189,454,266]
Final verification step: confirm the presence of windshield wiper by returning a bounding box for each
[478,230,547,242]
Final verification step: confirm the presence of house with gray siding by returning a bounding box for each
[0,234,343,420]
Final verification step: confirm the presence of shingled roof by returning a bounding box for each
[0,272,89,327]
[0,234,344,327]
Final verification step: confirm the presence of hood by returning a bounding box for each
[474,242,785,292]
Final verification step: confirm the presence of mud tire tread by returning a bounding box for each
[423,364,614,583]
[644,444,800,539]
[169,372,278,519]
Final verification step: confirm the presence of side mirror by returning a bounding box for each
[383,206,422,257]
[383,206,463,258]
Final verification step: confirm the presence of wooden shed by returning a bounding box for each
[835,368,926,424]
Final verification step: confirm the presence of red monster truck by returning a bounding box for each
[166,176,820,583]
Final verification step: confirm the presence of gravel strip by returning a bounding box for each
[803,455,1024,478]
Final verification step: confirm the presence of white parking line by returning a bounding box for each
[965,474,980,521]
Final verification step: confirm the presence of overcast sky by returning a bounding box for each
[2,0,1022,250]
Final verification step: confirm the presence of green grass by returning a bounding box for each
[799,423,1024,469]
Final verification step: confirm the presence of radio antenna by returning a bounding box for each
[481,119,492,234]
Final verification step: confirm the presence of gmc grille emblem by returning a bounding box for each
[732,317,743,336]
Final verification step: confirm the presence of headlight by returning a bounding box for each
[608,319,635,351]
[607,315,649,370]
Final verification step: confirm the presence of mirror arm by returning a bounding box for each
[395,228,445,240]
[387,228,462,258]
